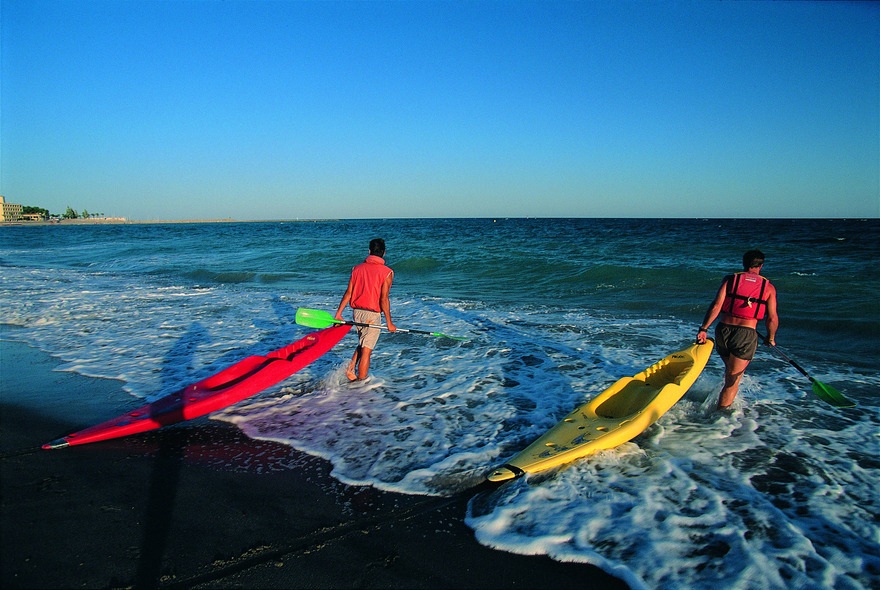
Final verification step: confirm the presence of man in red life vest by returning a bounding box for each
[697,249,779,409]
[334,238,396,381]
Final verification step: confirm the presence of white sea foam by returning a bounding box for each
[2,222,878,590]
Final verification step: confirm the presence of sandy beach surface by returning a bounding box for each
[1,340,629,589]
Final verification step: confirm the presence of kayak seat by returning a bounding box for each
[594,379,659,419]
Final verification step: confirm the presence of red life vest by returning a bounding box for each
[349,255,393,312]
[721,272,770,320]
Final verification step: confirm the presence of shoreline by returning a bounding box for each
[0,340,629,589]
[3,217,870,228]
[0,218,341,227]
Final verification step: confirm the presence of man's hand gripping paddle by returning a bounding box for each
[758,332,856,408]
[295,308,468,341]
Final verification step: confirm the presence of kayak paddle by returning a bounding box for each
[759,332,856,408]
[295,308,468,341]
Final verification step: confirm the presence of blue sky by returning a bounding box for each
[2,1,878,220]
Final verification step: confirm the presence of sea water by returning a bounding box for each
[1,218,877,589]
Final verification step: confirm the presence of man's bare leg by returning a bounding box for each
[346,347,361,381]
[718,354,750,408]
[357,347,373,380]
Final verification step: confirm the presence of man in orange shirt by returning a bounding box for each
[335,238,396,381]
[697,249,779,409]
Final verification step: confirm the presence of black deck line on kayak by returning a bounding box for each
[204,340,320,392]
[203,358,276,392]
[499,463,526,478]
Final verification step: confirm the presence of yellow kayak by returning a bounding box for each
[487,340,714,482]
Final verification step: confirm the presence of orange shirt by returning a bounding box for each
[349,255,393,312]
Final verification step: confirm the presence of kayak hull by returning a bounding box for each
[487,340,714,482]
[42,324,352,449]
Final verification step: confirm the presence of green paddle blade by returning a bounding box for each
[433,332,469,341]
[810,378,856,408]
[396,327,468,340]
[420,331,468,341]
[295,308,342,329]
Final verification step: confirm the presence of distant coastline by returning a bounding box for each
[0,218,340,227]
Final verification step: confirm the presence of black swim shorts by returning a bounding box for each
[715,323,759,361]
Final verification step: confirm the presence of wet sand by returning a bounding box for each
[1,340,629,589]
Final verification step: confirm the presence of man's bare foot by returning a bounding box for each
[346,362,358,381]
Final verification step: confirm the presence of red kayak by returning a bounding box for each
[42,324,352,449]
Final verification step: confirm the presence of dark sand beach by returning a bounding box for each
[1,340,629,589]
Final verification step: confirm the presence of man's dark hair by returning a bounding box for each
[743,249,765,270]
[369,238,386,256]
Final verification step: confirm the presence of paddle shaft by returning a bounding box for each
[294,308,467,340]
[757,331,856,407]
[758,332,811,379]
[343,318,424,335]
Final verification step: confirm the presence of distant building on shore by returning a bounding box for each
[0,197,126,223]
[0,196,23,222]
